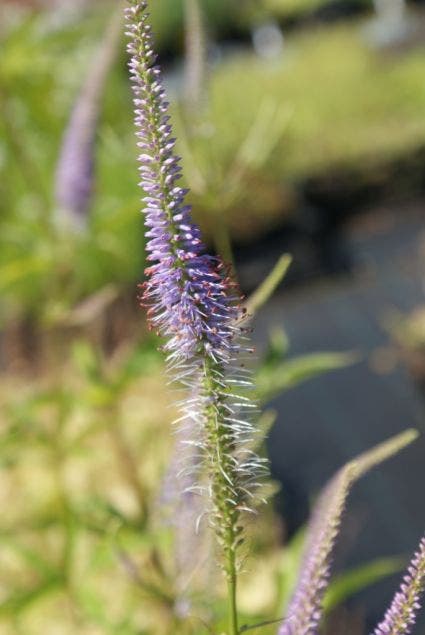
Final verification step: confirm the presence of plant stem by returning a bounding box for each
[184,0,207,119]
[203,358,241,634]
[227,552,239,635]
[244,254,292,318]
[212,219,235,272]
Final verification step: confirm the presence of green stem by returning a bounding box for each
[184,0,207,120]
[244,254,292,318]
[212,218,235,272]
[203,358,241,634]
[227,553,239,635]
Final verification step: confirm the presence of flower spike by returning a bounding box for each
[279,464,357,635]
[55,9,122,230]
[372,536,425,635]
[125,0,267,583]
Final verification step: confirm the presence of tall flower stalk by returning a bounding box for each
[125,2,266,632]
[279,464,357,635]
[372,536,425,635]
[55,7,122,230]
[277,430,420,635]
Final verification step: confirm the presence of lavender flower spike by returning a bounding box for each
[372,536,425,635]
[55,9,122,230]
[125,0,240,364]
[125,0,267,599]
[279,464,357,635]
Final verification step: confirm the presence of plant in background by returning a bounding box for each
[276,430,424,635]
[176,0,290,265]
[54,6,122,231]
[183,0,207,119]
[175,94,290,265]
[372,537,425,635]
[0,3,155,338]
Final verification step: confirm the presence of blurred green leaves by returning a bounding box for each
[256,330,358,403]
[0,6,142,325]
[0,334,176,633]
[324,557,403,612]
[3,8,425,324]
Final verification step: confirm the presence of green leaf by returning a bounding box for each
[0,537,57,579]
[256,351,358,403]
[113,339,162,389]
[72,340,102,382]
[244,254,292,318]
[0,256,49,290]
[0,576,63,617]
[324,557,403,611]
[262,327,290,366]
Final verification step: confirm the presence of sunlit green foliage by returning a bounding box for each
[2,8,425,320]
[0,331,399,634]
[203,24,425,180]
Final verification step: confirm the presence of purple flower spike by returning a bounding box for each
[55,9,122,230]
[125,0,242,365]
[279,465,356,635]
[125,0,267,563]
[372,536,425,635]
